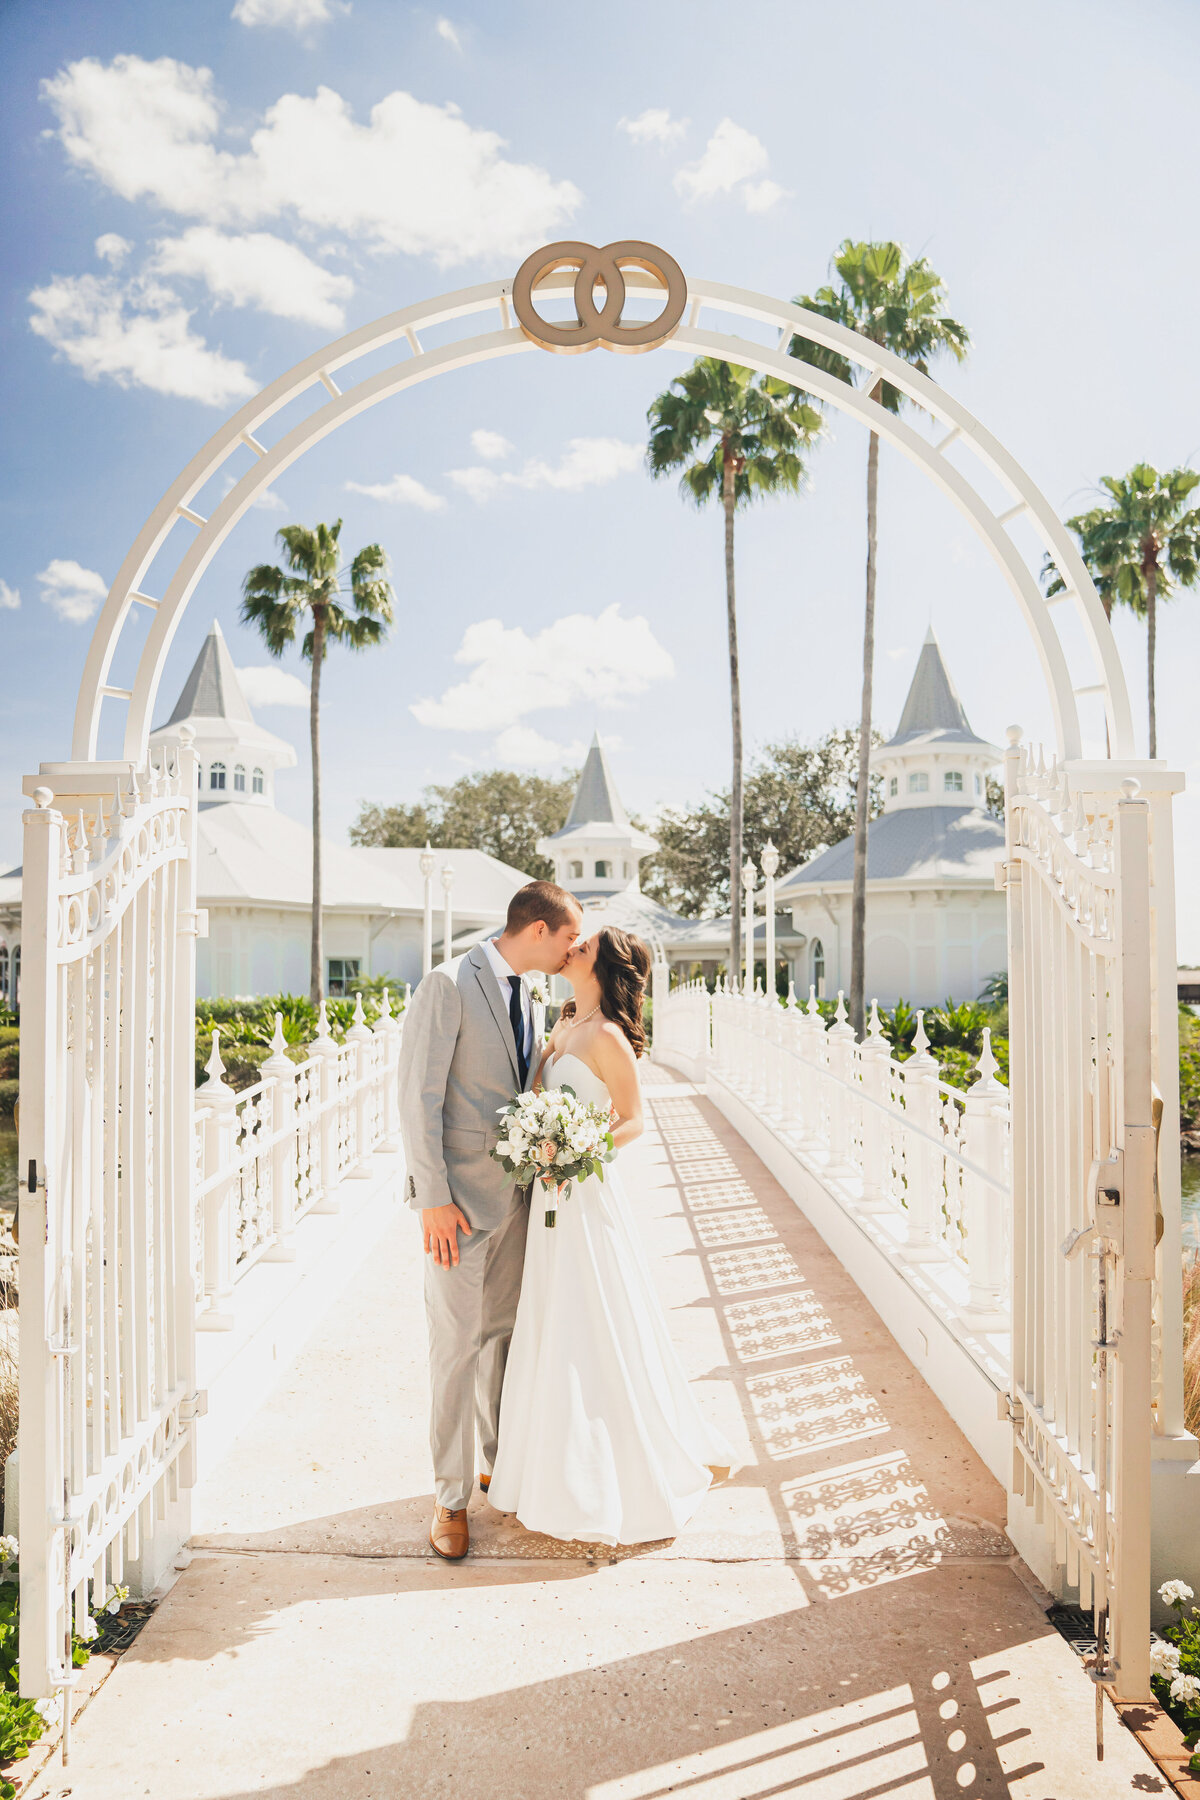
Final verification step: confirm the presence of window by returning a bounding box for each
[10,947,18,1012]
[944,770,963,792]
[0,946,7,1005]
[210,762,226,791]
[907,771,929,794]
[595,860,612,878]
[233,764,246,793]
[569,860,583,880]
[252,768,264,795]
[889,776,898,797]
[327,958,360,996]
[197,764,203,790]
[812,938,825,997]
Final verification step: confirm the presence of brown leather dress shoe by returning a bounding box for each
[429,1506,469,1560]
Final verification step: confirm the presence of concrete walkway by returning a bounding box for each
[29,1070,1163,1799]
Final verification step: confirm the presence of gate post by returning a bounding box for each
[1112,782,1154,1701]
[17,791,67,1698]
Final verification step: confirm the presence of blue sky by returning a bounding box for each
[6,0,1200,951]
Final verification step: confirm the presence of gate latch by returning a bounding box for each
[1062,1152,1124,1261]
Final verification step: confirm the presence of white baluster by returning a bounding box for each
[196,1031,237,1330]
[346,992,374,1177]
[960,1029,1008,1321]
[374,988,401,1151]
[825,993,856,1175]
[857,1001,890,1210]
[308,1001,342,1212]
[900,1013,942,1260]
[261,1014,298,1262]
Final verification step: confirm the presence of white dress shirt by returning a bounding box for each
[483,937,533,1064]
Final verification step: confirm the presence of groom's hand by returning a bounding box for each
[422,1204,472,1267]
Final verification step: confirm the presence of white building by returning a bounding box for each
[775,628,1007,1007]
[145,621,529,998]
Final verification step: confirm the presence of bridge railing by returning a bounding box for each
[192,997,403,1329]
[654,974,1013,1332]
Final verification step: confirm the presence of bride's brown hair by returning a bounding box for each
[588,927,653,1057]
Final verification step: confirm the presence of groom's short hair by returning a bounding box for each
[505,881,580,935]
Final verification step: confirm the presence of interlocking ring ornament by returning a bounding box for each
[512,239,687,355]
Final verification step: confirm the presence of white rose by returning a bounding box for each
[1160,1580,1195,1607]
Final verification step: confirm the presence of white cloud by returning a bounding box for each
[618,108,687,146]
[232,0,341,27]
[42,55,581,267]
[29,272,256,404]
[237,663,310,707]
[345,473,447,511]
[492,724,582,767]
[436,17,462,50]
[674,118,787,211]
[470,428,513,460]
[94,232,131,266]
[152,227,353,329]
[0,582,19,612]
[447,436,643,503]
[411,604,675,734]
[221,472,289,512]
[37,559,108,624]
[886,645,913,662]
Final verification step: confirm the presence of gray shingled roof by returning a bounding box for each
[554,734,630,836]
[886,627,989,749]
[778,804,1005,889]
[166,621,254,726]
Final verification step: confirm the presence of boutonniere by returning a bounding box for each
[524,973,549,1007]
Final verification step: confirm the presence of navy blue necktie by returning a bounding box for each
[507,975,529,1088]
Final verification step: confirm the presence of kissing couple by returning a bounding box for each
[398,880,732,1557]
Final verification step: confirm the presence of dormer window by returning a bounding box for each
[569,860,583,880]
[595,861,612,879]
[889,776,898,797]
[907,772,929,794]
[252,768,264,795]
[210,762,226,791]
[944,770,963,793]
[233,764,246,793]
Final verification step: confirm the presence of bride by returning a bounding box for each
[487,926,733,1546]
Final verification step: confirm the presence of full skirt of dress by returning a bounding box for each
[488,1103,733,1546]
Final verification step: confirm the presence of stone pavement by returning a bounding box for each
[28,1070,1163,1799]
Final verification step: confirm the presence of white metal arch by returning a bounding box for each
[73,268,1135,766]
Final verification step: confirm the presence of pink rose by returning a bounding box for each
[536,1140,557,1166]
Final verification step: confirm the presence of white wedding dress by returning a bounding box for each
[487,1052,734,1546]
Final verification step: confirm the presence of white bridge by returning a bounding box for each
[15,247,1199,1734]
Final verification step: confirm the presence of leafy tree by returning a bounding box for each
[242,520,394,1005]
[1045,464,1200,757]
[790,241,968,1037]
[647,358,822,980]
[641,728,881,917]
[351,768,578,882]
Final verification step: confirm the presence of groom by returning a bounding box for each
[398,879,583,1560]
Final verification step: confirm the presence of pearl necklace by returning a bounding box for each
[567,1003,601,1029]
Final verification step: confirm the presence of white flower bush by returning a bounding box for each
[1159,1579,1195,1608]
[1150,1638,1181,1676]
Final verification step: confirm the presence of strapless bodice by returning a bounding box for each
[543,1051,611,1109]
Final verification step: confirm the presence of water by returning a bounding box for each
[1182,1155,1200,1253]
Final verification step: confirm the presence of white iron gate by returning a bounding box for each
[1004,736,1155,1704]
[17,737,201,1699]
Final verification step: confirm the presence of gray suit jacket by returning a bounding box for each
[398,943,545,1230]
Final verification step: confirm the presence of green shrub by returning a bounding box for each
[0,1050,16,1084]
[0,1031,16,1051]
[0,1084,15,1122]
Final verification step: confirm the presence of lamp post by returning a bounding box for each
[741,857,757,994]
[440,862,454,968]
[761,840,779,1001]
[420,842,435,976]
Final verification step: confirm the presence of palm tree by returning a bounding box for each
[1046,465,1200,757]
[647,359,822,983]
[790,242,969,1039]
[241,520,394,1005]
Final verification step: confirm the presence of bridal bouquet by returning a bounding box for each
[492,1086,615,1228]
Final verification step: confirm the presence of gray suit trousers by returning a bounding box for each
[423,1189,528,1510]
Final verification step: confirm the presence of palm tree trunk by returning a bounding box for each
[724,450,743,989]
[1146,561,1158,759]
[850,426,879,1040]
[310,611,325,1007]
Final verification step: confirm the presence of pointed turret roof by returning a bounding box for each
[886,627,988,748]
[166,620,254,726]
[561,733,630,833]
